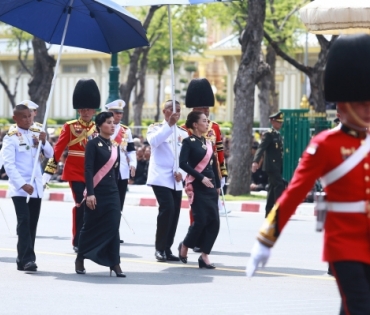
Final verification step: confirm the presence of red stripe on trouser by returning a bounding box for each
[330,262,351,315]
[69,181,78,246]
[189,208,194,225]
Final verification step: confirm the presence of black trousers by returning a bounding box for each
[152,185,182,255]
[265,171,285,217]
[12,197,41,266]
[330,261,370,315]
[69,181,86,247]
[117,179,128,211]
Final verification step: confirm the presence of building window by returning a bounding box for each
[63,65,88,73]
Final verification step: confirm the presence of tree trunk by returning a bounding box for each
[308,35,332,113]
[264,32,336,113]
[257,68,270,127]
[258,45,277,127]
[267,44,278,114]
[133,49,150,136]
[28,37,56,124]
[120,6,161,125]
[228,0,267,196]
[154,70,163,122]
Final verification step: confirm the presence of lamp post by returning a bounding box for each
[106,53,120,104]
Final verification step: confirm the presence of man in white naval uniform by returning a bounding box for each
[2,105,54,272]
[0,100,42,171]
[147,100,189,262]
[106,100,137,243]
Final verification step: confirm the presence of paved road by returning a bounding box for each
[0,199,339,315]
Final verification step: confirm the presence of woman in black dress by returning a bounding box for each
[75,111,125,277]
[178,111,220,268]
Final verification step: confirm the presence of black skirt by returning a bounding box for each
[77,190,121,267]
[183,179,220,254]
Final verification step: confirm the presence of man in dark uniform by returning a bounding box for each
[252,112,284,217]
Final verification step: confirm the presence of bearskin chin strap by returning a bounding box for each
[344,102,370,131]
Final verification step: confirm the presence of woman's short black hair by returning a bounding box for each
[95,111,113,133]
[185,111,204,129]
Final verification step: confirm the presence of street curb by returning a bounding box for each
[0,189,316,215]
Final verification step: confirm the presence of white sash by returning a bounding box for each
[321,134,370,188]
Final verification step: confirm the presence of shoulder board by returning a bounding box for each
[120,124,129,129]
[66,119,78,125]
[148,123,161,128]
[177,126,187,132]
[29,127,41,133]
[34,122,43,127]
[7,130,18,136]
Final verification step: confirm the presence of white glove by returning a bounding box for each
[42,173,52,186]
[246,241,271,278]
[221,177,226,188]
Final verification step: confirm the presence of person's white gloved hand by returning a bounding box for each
[246,240,271,278]
[42,173,52,187]
[221,177,226,188]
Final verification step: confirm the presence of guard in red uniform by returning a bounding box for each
[182,78,228,248]
[43,79,100,252]
[247,34,370,315]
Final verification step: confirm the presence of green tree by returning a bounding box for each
[147,5,206,122]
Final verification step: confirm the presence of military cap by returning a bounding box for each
[73,79,101,110]
[325,34,370,102]
[105,99,126,112]
[269,111,283,122]
[20,100,39,110]
[185,78,215,108]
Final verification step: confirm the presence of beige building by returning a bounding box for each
[0,31,319,122]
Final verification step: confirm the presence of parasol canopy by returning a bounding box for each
[299,0,370,35]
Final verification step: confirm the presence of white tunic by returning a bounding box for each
[146,121,188,191]
[110,123,137,180]
[2,126,54,198]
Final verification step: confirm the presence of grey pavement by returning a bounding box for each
[0,199,339,315]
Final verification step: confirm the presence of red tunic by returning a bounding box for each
[45,118,96,183]
[258,126,370,264]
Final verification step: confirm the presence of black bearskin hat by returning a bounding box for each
[185,78,215,108]
[325,34,370,102]
[72,79,101,109]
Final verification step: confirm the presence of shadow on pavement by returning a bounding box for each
[121,242,154,248]
[0,256,15,264]
[36,235,70,241]
[211,251,250,258]
[253,266,327,277]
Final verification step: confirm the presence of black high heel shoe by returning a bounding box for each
[110,265,126,278]
[198,255,216,269]
[75,259,86,274]
[178,242,187,264]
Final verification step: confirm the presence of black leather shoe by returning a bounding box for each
[120,240,124,244]
[155,250,167,262]
[24,261,37,271]
[177,242,187,264]
[166,254,180,262]
[193,247,202,253]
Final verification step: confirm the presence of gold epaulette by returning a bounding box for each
[66,119,78,125]
[34,122,43,127]
[120,124,129,129]
[148,123,160,128]
[44,158,58,175]
[177,126,187,132]
[7,130,18,137]
[29,127,41,133]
